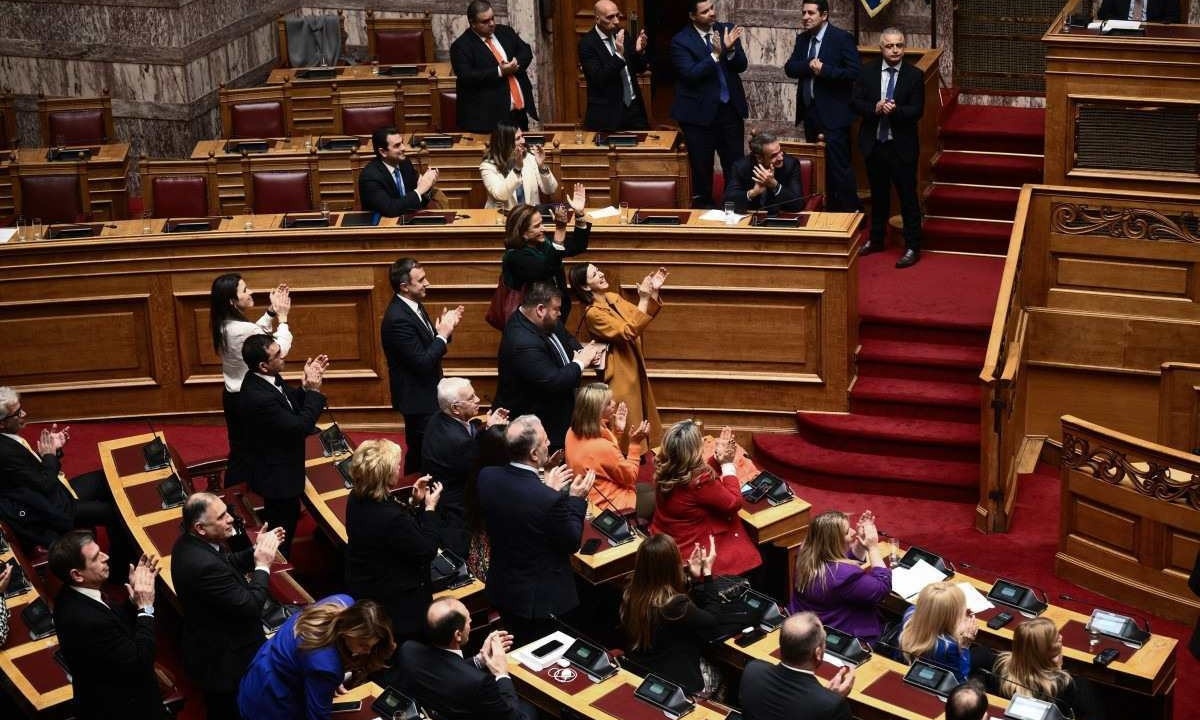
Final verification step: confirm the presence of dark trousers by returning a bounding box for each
[679,103,745,207]
[403,412,433,475]
[222,389,249,487]
[866,141,922,249]
[260,496,301,558]
[804,119,861,212]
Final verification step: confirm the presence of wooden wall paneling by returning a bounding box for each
[1157,362,1200,451]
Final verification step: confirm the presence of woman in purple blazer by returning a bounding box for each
[789,510,891,643]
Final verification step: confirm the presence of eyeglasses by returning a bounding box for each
[1,405,24,421]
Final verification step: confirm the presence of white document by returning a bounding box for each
[586,206,620,219]
[891,558,947,600]
[956,582,995,614]
[510,631,574,672]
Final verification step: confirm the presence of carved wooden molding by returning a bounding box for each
[1061,430,1200,510]
[1051,202,1200,243]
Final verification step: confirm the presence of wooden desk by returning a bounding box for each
[0,545,72,713]
[266,63,454,135]
[2,142,130,220]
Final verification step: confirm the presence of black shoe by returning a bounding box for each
[895,249,920,268]
[860,242,885,256]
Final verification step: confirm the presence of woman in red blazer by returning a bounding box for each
[650,422,761,576]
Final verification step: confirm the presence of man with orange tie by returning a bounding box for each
[0,386,128,569]
[450,0,538,133]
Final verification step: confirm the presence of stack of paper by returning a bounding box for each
[891,558,948,600]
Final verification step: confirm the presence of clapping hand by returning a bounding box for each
[714,426,737,463]
[613,401,629,434]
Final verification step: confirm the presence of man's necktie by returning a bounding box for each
[605,34,636,107]
[878,67,897,143]
[485,36,524,110]
[548,334,570,366]
[705,33,730,105]
[393,166,406,196]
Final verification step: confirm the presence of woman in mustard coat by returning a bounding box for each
[569,263,668,445]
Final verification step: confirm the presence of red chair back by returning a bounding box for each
[151,176,210,218]
[251,171,312,214]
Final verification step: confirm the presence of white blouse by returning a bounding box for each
[221,313,293,392]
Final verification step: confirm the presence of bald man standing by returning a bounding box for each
[579,0,650,131]
[397,598,531,720]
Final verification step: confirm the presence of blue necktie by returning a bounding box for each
[877,67,897,143]
[707,32,730,105]
[393,166,406,196]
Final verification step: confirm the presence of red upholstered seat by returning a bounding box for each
[375,29,426,64]
[438,91,458,132]
[251,171,312,214]
[151,176,209,218]
[341,105,395,136]
[46,109,107,145]
[230,102,285,139]
[20,175,85,224]
[618,179,679,208]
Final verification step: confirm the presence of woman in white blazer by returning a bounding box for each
[479,123,559,211]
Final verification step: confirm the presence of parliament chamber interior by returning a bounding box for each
[0,0,1198,718]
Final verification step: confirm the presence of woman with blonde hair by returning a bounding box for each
[790,510,890,642]
[480,124,559,211]
[565,383,648,514]
[899,581,990,682]
[568,263,668,443]
[344,439,444,643]
[993,617,1102,719]
[649,422,760,576]
[620,534,724,696]
[499,184,589,320]
[238,594,395,720]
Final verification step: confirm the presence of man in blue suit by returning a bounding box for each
[669,0,748,208]
[785,0,861,212]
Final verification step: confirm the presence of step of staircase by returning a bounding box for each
[794,412,981,463]
[926,184,1022,221]
[933,150,1044,187]
[920,216,1013,255]
[940,104,1045,155]
[753,432,979,502]
[858,337,985,385]
[850,376,981,424]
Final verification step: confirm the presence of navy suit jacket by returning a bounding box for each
[784,24,860,130]
[477,463,586,619]
[238,372,325,500]
[381,295,446,415]
[450,25,538,133]
[669,23,748,125]
[359,157,429,217]
[579,27,648,131]
[852,59,925,163]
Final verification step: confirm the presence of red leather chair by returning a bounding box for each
[366,11,434,64]
[617,179,679,208]
[37,92,114,146]
[434,89,458,133]
[219,85,292,139]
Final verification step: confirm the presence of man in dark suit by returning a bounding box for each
[669,0,748,208]
[398,597,531,720]
[494,283,602,451]
[1098,0,1179,22]
[359,126,441,218]
[722,131,807,214]
[740,612,855,720]
[450,0,538,133]
[171,493,283,720]
[853,28,925,269]
[476,415,594,644]
[238,333,328,557]
[580,0,650,132]
[785,0,861,212]
[382,258,465,475]
[49,530,165,720]
[422,377,509,556]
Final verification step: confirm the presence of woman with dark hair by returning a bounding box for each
[209,273,292,484]
[568,263,667,443]
[565,383,647,514]
[620,534,723,696]
[238,594,395,720]
[650,422,761,577]
[993,617,1103,719]
[790,509,890,643]
[344,439,443,644]
[480,123,559,211]
[500,184,590,320]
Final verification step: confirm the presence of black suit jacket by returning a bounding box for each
[476,464,586,619]
[170,532,268,693]
[739,660,851,720]
[345,493,442,640]
[722,154,806,214]
[0,434,75,547]
[359,157,430,217]
[54,587,165,720]
[398,640,532,720]
[237,372,326,500]
[1098,0,1179,21]
[579,27,647,131]
[450,26,539,133]
[852,59,925,163]
[381,295,446,415]
[494,311,584,450]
